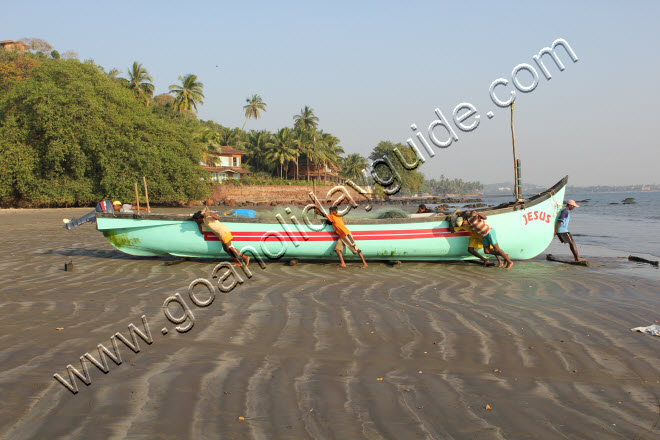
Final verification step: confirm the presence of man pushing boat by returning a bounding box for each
[192,211,249,267]
[310,195,368,269]
[555,200,585,262]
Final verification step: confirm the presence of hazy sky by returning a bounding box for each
[3,0,658,186]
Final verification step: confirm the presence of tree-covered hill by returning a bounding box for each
[0,53,208,207]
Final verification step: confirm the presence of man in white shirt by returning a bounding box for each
[112,201,137,213]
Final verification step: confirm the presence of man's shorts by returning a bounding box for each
[335,234,360,254]
[457,225,483,249]
[468,231,483,249]
[482,229,498,249]
[557,232,574,245]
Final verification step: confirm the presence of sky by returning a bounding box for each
[3,0,659,187]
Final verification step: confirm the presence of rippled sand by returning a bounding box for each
[1,208,659,439]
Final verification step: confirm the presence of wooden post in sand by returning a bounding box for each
[143,176,151,213]
[134,182,141,215]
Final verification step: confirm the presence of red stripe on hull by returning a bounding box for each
[203,230,470,242]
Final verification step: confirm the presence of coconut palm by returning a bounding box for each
[318,131,344,182]
[169,74,205,113]
[217,127,245,147]
[293,106,319,130]
[242,94,267,130]
[291,128,318,181]
[290,128,306,180]
[126,61,154,105]
[243,130,274,174]
[341,153,368,183]
[195,128,223,166]
[267,128,296,178]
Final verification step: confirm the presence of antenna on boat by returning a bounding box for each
[510,102,522,202]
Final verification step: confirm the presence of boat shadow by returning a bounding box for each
[41,248,224,265]
[42,248,159,260]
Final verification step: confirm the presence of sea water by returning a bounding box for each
[555,191,660,259]
[414,191,660,260]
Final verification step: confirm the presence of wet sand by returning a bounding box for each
[1,208,659,439]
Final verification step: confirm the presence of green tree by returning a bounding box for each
[126,61,155,105]
[267,128,296,178]
[425,175,482,195]
[195,128,223,166]
[242,94,267,130]
[169,73,205,114]
[242,130,274,174]
[341,153,368,183]
[107,68,121,79]
[0,58,207,207]
[317,131,343,182]
[218,127,246,147]
[292,127,322,181]
[293,105,319,130]
[369,141,425,195]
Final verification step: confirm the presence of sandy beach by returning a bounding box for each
[1,208,659,439]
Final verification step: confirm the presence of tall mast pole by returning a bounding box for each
[510,102,520,201]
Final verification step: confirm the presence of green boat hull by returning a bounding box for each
[96,177,567,261]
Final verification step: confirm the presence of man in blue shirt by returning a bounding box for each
[555,200,585,262]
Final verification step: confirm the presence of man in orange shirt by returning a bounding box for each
[316,205,368,268]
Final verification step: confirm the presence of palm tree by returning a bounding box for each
[292,128,319,181]
[341,153,368,183]
[293,106,319,130]
[267,128,296,178]
[217,127,245,147]
[126,61,154,105]
[243,130,274,174]
[291,128,306,180]
[242,94,267,130]
[318,132,343,182]
[195,128,222,166]
[169,74,205,113]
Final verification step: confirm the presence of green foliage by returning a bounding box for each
[222,176,334,186]
[425,175,483,195]
[0,51,41,98]
[242,94,267,129]
[368,141,425,195]
[242,130,274,174]
[0,57,208,207]
[169,74,204,114]
[341,153,368,183]
[376,208,410,219]
[266,128,295,178]
[293,105,319,130]
[126,61,155,105]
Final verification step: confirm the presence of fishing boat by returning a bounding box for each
[94,176,567,261]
